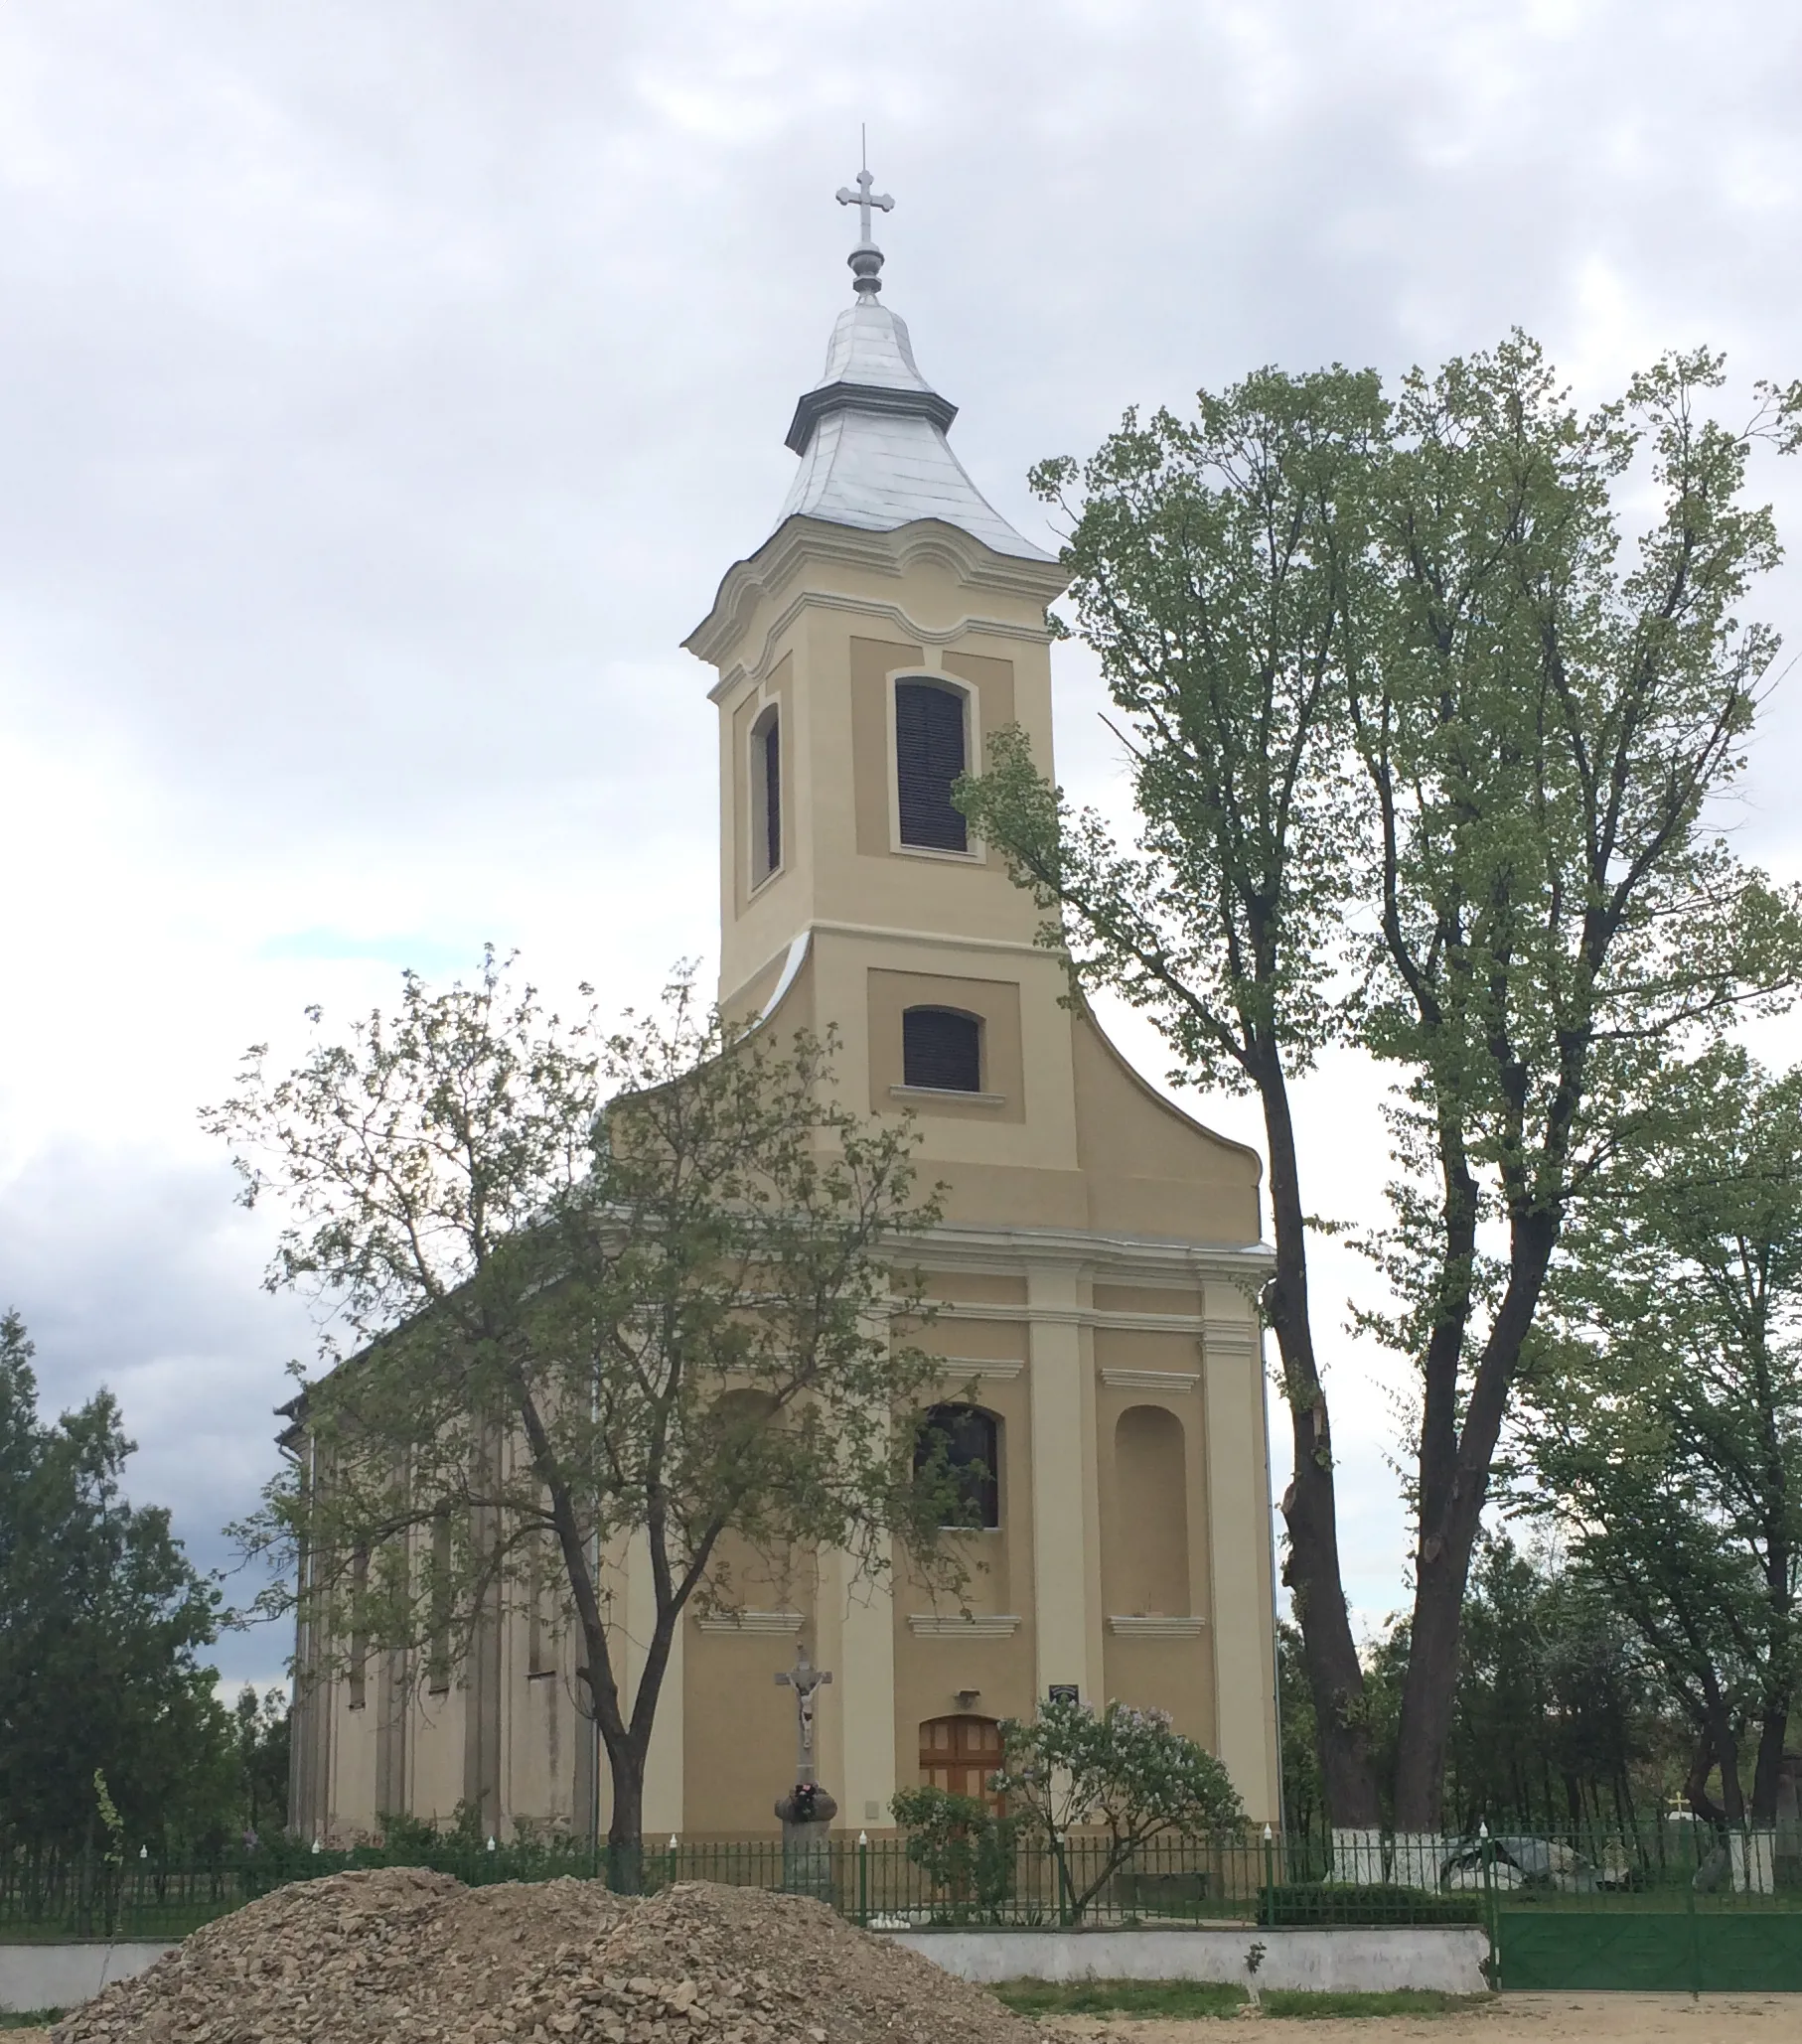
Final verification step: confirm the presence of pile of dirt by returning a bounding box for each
[51,1867,1034,2043]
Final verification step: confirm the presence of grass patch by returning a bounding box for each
[992,1978,1248,2018]
[0,2015,63,2031]
[1261,1988,1494,2018]
[990,1979,1495,2020]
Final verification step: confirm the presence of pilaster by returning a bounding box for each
[625,1528,685,1835]
[1026,1263,1105,1706]
[1202,1299,1278,1821]
[818,1551,897,1830]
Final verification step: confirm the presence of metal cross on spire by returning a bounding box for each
[835,133,893,299]
[836,165,893,246]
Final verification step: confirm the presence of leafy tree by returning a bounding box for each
[1519,1049,1802,1828]
[1344,343,1802,1833]
[0,1311,232,1863]
[232,1684,290,1839]
[989,1695,1243,1921]
[961,341,1802,1835]
[212,956,969,1883]
[960,367,1391,1827]
[1276,1621,1325,1848]
[1359,1537,1656,1839]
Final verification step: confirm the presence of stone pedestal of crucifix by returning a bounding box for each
[774,1644,837,1898]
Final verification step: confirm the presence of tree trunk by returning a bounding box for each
[1752,1704,1788,1829]
[1392,1212,1560,1833]
[1260,1047,1382,1831]
[606,1738,648,1892]
[1685,1725,1728,1828]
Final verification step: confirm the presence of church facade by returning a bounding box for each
[290,176,1280,1842]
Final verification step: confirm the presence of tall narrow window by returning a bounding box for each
[895,680,969,850]
[527,1529,555,1679]
[915,1404,1000,1530]
[751,705,781,885]
[427,1511,453,1695]
[903,1006,981,1093]
[348,1547,370,1709]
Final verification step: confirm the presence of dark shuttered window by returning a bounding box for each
[903,1006,981,1093]
[915,1404,1000,1530]
[895,680,969,850]
[762,714,781,876]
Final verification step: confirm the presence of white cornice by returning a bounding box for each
[907,1612,1021,1638]
[812,919,1050,959]
[936,1303,1207,1335]
[685,515,1068,680]
[1100,1368,1202,1393]
[693,1609,804,1636]
[907,1221,1274,1290]
[1107,1616,1207,1638]
[933,1358,1024,1383]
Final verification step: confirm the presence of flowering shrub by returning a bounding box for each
[991,1697,1244,1920]
[888,1786,1020,1919]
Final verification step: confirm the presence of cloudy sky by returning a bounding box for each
[2,0,1799,1689]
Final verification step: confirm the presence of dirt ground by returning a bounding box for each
[1044,1994,1802,2042]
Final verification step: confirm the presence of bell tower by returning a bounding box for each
[682,165,1282,1829]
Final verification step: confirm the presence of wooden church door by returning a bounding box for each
[918,1714,1004,1810]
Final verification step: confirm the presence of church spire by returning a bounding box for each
[772,153,1051,563]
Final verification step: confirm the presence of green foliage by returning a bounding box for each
[888,1785,1019,1918]
[1352,1537,1667,1835]
[991,1696,1243,1921]
[1259,1990,1493,2018]
[232,1684,290,1839]
[0,1310,235,1863]
[975,367,1388,1095]
[1276,1622,1324,1840]
[212,956,964,1862]
[991,1979,1247,2018]
[963,335,1802,1830]
[1518,1047,1802,1824]
[1257,1882,1484,1926]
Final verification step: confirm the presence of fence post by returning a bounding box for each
[1686,1844,1701,2000]
[857,1830,869,1927]
[667,1834,678,1891]
[1263,1825,1275,1927]
[1479,1822,1497,1988]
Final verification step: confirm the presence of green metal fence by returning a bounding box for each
[1487,1819,1802,1991]
[0,1831,1479,1943]
[13,1819,1801,1994]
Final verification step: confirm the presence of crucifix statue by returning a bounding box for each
[774,1643,833,1786]
[835,135,894,300]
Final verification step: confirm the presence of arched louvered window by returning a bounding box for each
[903,1006,980,1093]
[915,1403,1000,1530]
[751,705,781,884]
[895,679,969,851]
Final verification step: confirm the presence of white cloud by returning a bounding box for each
[0,0,1797,1679]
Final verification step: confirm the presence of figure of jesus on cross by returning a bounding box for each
[774,1643,832,1786]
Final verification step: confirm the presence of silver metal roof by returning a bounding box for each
[776,300,1052,563]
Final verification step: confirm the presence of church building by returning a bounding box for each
[291,170,1280,1841]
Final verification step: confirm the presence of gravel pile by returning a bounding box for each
[51,1868,1032,2044]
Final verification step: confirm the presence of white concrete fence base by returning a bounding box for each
[5,1926,1490,2012]
[889,1926,1491,1995]
[0,1942,173,2013]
